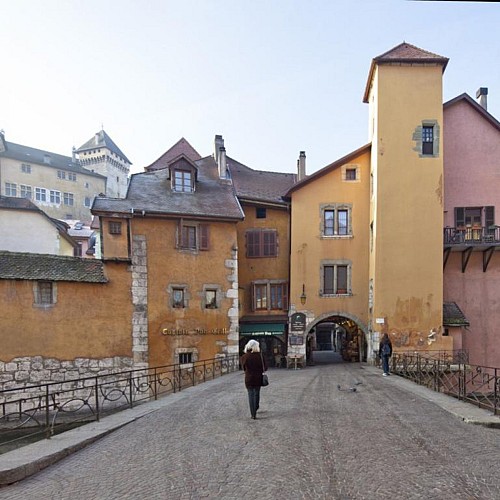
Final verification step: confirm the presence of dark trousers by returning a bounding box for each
[382,354,390,374]
[247,387,261,418]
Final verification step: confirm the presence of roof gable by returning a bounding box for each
[363,42,449,102]
[285,144,371,197]
[145,138,202,172]
[444,93,500,133]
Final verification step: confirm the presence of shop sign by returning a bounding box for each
[162,328,227,336]
[290,312,306,333]
[289,335,304,345]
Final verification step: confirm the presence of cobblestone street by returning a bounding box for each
[1,359,500,499]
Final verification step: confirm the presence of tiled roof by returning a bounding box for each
[363,42,449,102]
[227,157,296,205]
[93,155,244,221]
[0,251,108,283]
[0,141,106,178]
[285,143,371,196]
[75,130,131,164]
[145,138,202,172]
[444,93,500,133]
[443,302,470,327]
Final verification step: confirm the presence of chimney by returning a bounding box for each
[214,135,224,162]
[218,146,227,179]
[95,132,101,145]
[476,87,488,110]
[297,151,306,181]
[72,146,77,163]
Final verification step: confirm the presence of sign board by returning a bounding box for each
[290,312,306,333]
[375,318,385,324]
[289,335,304,346]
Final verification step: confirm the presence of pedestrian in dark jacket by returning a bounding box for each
[240,339,267,419]
[379,332,393,376]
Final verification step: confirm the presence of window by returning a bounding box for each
[321,204,352,237]
[177,222,209,251]
[252,281,288,311]
[35,281,55,305]
[63,193,74,206]
[43,154,51,165]
[20,185,32,199]
[256,207,267,219]
[455,206,494,228]
[74,243,83,257]
[422,126,434,155]
[50,190,61,204]
[246,229,278,258]
[21,163,31,174]
[109,221,122,235]
[173,170,193,192]
[5,183,16,197]
[345,168,357,181]
[205,289,217,309]
[57,171,66,180]
[84,197,91,207]
[321,261,351,296]
[172,288,185,308]
[35,187,47,202]
[179,352,192,364]
[68,173,77,182]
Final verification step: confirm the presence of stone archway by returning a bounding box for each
[305,312,368,364]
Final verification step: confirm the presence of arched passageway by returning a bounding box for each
[306,315,367,365]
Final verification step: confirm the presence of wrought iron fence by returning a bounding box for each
[0,355,239,454]
[392,351,500,415]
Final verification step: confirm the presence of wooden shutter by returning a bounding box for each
[263,230,277,257]
[485,206,495,230]
[246,230,260,257]
[199,224,209,250]
[454,207,465,228]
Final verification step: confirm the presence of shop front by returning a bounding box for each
[239,322,287,368]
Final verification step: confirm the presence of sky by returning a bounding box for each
[1,0,499,176]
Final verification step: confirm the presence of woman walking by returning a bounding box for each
[240,339,267,419]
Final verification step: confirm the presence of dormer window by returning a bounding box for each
[173,169,193,192]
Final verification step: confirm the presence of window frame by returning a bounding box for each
[50,190,61,204]
[108,221,122,235]
[5,182,17,197]
[172,287,186,308]
[172,169,194,193]
[245,229,278,258]
[320,261,352,297]
[320,204,353,238]
[63,192,74,206]
[177,221,209,251]
[35,187,47,202]
[21,163,32,174]
[251,281,288,312]
[33,281,56,307]
[422,125,434,155]
[20,185,32,199]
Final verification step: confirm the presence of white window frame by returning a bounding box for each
[35,187,47,202]
[5,182,17,197]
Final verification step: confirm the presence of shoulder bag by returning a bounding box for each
[260,352,269,387]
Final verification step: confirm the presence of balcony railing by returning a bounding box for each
[444,226,500,245]
[0,355,239,454]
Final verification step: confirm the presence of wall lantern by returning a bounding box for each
[300,284,307,305]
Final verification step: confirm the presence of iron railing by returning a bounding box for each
[444,226,500,245]
[392,351,500,415]
[0,355,239,454]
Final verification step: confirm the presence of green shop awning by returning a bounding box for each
[240,323,285,336]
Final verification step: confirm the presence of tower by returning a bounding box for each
[75,130,131,198]
[364,43,450,351]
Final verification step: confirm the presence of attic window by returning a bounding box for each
[173,169,193,193]
[109,221,122,235]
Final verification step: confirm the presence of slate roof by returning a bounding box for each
[0,141,106,178]
[0,251,108,283]
[145,138,202,172]
[444,93,500,132]
[92,155,244,221]
[285,143,371,197]
[363,42,449,102]
[227,157,296,205]
[75,130,131,164]
[443,302,470,327]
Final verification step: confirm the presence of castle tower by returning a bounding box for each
[75,130,131,198]
[363,43,449,351]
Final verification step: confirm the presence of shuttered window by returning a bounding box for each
[246,229,278,258]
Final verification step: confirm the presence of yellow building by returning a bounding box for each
[287,43,453,363]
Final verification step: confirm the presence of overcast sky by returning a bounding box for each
[1,0,499,175]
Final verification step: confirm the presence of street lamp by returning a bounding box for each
[300,284,306,305]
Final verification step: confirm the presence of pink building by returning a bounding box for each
[443,89,500,367]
